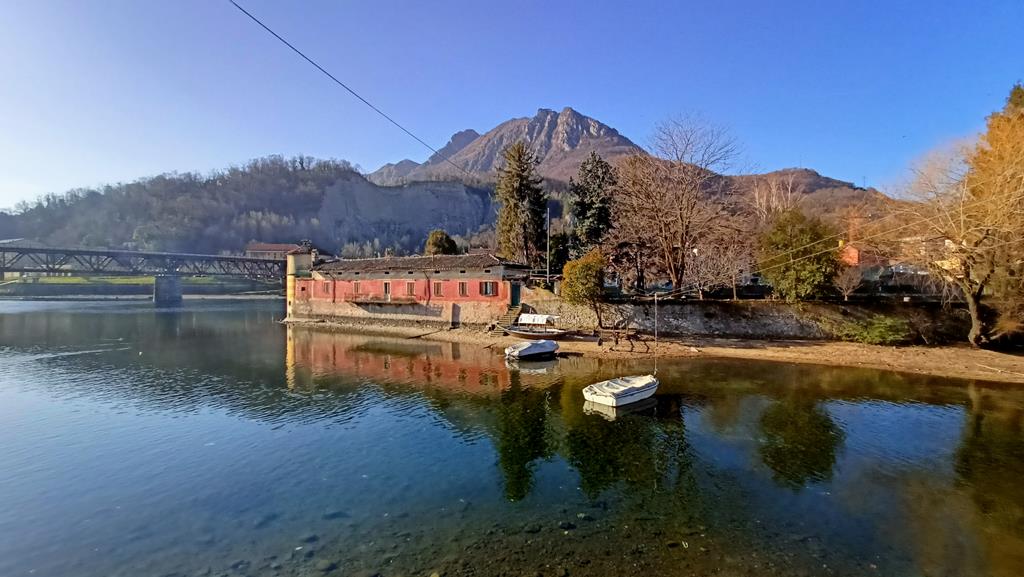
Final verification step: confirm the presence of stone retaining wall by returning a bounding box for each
[521,287,966,341]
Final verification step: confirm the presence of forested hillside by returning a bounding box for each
[2,156,344,253]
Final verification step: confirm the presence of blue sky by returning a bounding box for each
[1,0,1021,209]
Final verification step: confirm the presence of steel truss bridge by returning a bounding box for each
[0,245,285,279]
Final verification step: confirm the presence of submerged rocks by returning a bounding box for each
[314,558,338,572]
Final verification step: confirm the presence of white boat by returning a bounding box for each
[581,293,661,408]
[501,314,570,340]
[584,397,658,420]
[504,339,558,360]
[582,374,659,407]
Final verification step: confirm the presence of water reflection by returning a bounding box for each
[2,301,1024,577]
[496,373,555,501]
[759,397,844,489]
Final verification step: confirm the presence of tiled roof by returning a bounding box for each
[315,253,528,273]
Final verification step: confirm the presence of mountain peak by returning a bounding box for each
[368,107,641,186]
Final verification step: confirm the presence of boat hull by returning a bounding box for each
[584,397,658,420]
[582,375,659,407]
[504,339,559,360]
[502,326,570,340]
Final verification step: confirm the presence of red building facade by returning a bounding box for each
[289,253,529,326]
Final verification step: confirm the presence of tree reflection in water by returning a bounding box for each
[758,397,844,489]
[566,400,693,503]
[953,387,1024,576]
[495,371,554,501]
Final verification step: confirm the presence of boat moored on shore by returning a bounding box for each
[504,339,559,360]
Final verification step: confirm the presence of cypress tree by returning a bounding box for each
[494,141,547,265]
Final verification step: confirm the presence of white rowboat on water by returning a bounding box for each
[504,339,559,360]
[581,292,661,408]
[582,374,659,407]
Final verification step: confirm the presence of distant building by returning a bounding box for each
[286,253,530,327]
[838,240,887,268]
[245,242,302,260]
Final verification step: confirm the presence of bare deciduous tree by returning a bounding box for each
[682,222,755,299]
[895,141,1024,345]
[750,171,804,224]
[833,265,864,301]
[610,116,739,290]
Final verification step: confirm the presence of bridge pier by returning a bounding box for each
[153,275,182,306]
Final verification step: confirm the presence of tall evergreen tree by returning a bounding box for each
[494,141,547,265]
[568,151,616,256]
[424,229,459,255]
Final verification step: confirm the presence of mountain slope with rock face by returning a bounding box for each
[368,107,641,186]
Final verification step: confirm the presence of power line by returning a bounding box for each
[226,0,472,179]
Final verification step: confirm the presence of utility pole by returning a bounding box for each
[546,206,551,284]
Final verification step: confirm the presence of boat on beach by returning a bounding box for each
[501,314,570,340]
[504,339,559,360]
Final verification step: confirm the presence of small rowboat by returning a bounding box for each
[581,293,661,409]
[582,374,659,407]
[501,313,570,340]
[504,339,559,360]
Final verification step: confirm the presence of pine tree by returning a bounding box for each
[568,152,616,256]
[424,229,459,255]
[494,141,547,265]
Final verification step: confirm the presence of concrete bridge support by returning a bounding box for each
[153,275,183,306]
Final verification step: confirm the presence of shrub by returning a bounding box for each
[832,315,913,345]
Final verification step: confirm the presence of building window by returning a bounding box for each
[458,281,468,297]
[406,281,415,296]
[383,281,391,295]
[480,281,498,296]
[433,282,443,296]
[353,281,361,294]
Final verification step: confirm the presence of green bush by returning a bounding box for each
[832,315,913,345]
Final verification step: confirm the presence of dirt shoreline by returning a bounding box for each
[285,318,1024,385]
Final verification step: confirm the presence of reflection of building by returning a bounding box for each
[245,242,301,260]
[285,325,556,395]
[287,252,530,327]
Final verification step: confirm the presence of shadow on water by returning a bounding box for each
[2,301,1024,577]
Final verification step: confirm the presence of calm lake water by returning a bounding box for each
[1,300,1022,577]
